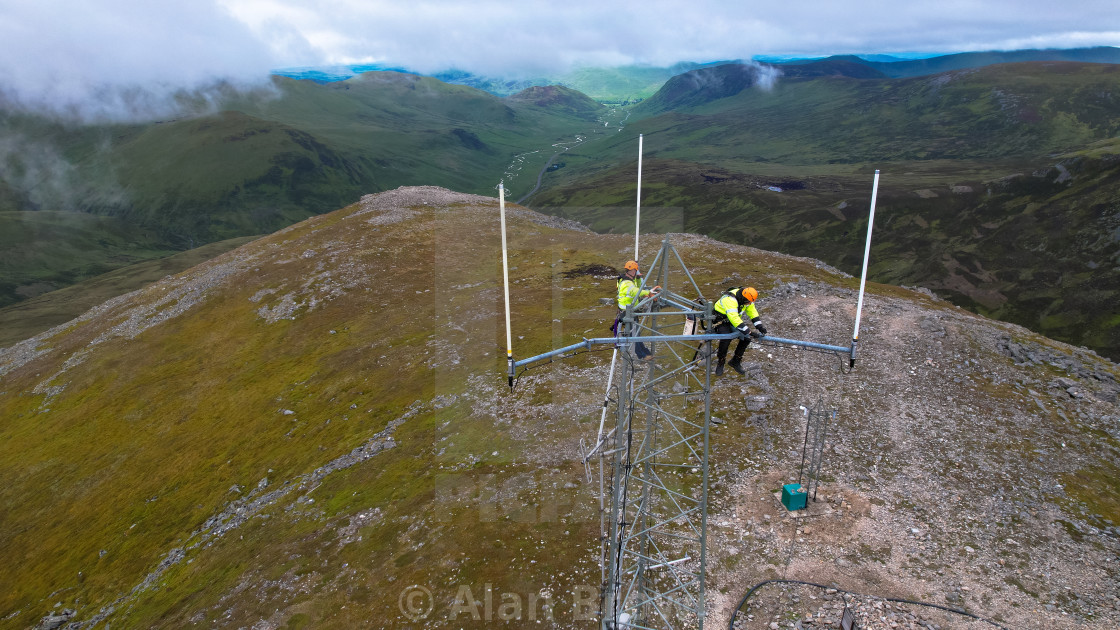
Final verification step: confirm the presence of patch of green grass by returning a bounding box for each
[0,200,645,627]
[1005,576,1039,598]
[285,614,311,629]
[1061,459,1120,529]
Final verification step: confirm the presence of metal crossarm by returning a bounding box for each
[511,332,853,375]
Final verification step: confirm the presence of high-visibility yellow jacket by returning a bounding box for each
[714,288,761,329]
[617,275,651,309]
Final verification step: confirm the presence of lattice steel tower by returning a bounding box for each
[597,237,715,629]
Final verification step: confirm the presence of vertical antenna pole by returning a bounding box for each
[635,134,643,261]
[500,183,515,388]
[595,349,619,447]
[851,169,880,368]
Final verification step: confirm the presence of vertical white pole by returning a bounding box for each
[500,183,514,386]
[594,349,619,448]
[635,134,643,261]
[851,170,880,367]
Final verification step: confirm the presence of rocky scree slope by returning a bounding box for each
[0,187,1117,629]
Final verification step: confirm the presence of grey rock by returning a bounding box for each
[37,609,74,630]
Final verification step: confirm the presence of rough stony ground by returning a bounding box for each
[700,277,1120,629]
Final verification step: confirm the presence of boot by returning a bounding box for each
[728,358,746,375]
[714,360,724,376]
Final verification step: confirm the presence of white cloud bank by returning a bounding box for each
[0,0,275,119]
[2,0,1118,117]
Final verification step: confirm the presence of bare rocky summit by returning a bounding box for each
[1,187,1117,629]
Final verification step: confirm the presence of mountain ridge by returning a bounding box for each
[271,47,1120,98]
[3,55,1119,373]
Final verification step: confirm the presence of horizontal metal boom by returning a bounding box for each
[758,335,852,355]
[511,333,738,369]
[511,334,852,370]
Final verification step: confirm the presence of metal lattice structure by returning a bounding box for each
[596,238,715,629]
[798,397,836,503]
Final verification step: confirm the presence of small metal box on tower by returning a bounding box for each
[781,483,807,511]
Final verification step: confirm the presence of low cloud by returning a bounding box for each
[229,1,1120,75]
[2,0,1119,121]
[0,0,278,121]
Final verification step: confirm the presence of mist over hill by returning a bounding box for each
[0,187,1117,629]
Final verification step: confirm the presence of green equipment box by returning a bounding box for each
[781,483,807,511]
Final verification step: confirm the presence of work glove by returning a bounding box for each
[755,323,768,336]
[736,323,750,336]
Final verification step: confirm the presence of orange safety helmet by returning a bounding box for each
[741,287,759,302]
[624,260,640,271]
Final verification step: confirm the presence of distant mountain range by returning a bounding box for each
[274,60,731,103]
[273,46,1120,100]
[800,46,1120,78]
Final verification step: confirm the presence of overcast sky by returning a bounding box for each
[2,0,1119,116]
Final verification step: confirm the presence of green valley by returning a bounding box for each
[0,74,608,313]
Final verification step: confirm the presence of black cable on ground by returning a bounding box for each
[727,579,1014,630]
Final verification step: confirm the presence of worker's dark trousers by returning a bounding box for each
[617,311,651,358]
[714,321,749,364]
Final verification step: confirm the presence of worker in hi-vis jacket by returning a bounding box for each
[615,260,660,360]
[711,286,768,375]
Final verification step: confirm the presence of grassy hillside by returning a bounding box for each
[859,46,1120,78]
[0,72,606,311]
[527,62,1120,360]
[0,235,256,348]
[617,61,1120,164]
[0,187,1117,629]
[0,211,174,305]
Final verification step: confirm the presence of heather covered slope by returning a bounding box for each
[0,187,1118,629]
[0,72,606,310]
